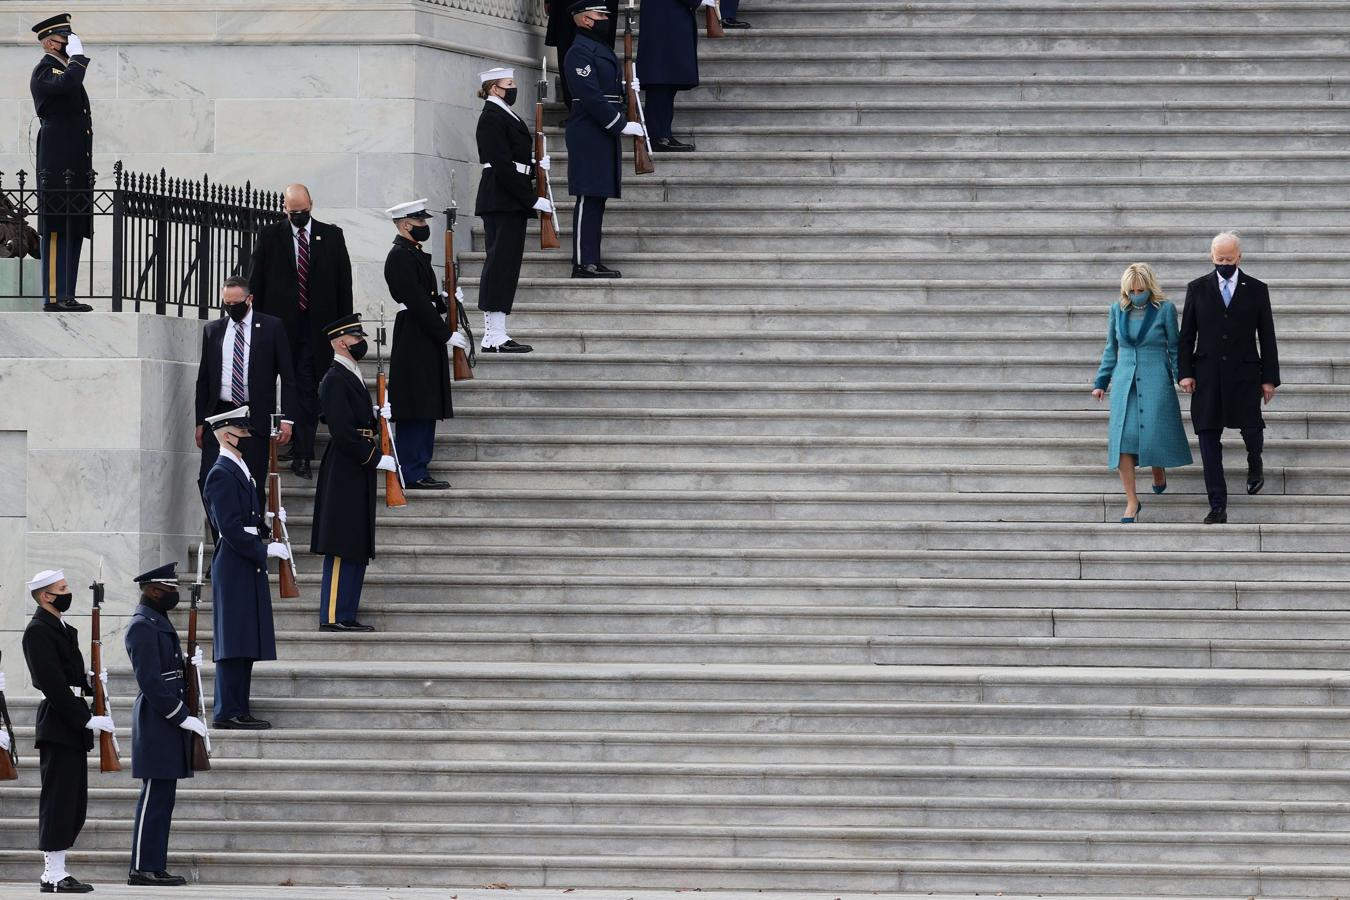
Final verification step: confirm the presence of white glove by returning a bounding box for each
[266,542,292,561]
[449,332,469,351]
[66,34,84,56]
[85,715,115,734]
[621,122,645,137]
[0,671,6,693]
[263,506,287,527]
[533,197,554,214]
[376,455,398,473]
[538,155,552,172]
[87,670,108,690]
[191,647,204,669]
[630,76,641,93]
[179,716,208,738]
[699,0,716,8]
[374,402,392,421]
[454,286,465,305]
[0,729,9,752]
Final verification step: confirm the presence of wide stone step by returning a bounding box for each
[688,4,1350,29]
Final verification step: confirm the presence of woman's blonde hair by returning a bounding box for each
[1118,262,1166,309]
[477,79,509,100]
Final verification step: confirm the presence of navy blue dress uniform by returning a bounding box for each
[124,563,196,887]
[1179,266,1281,516]
[385,203,454,489]
[29,14,94,312]
[312,314,383,631]
[546,0,618,105]
[201,407,278,727]
[636,0,702,148]
[564,4,631,276]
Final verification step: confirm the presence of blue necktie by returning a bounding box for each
[1221,280,1233,308]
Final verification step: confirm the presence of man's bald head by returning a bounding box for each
[283,184,313,215]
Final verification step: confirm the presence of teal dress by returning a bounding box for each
[1093,300,1193,469]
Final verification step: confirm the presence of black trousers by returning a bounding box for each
[289,313,320,463]
[39,229,83,303]
[573,196,608,266]
[198,400,268,515]
[38,743,87,851]
[1197,427,1264,511]
[129,778,178,874]
[214,657,255,722]
[645,86,678,140]
[478,211,530,314]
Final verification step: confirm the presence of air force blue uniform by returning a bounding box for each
[564,30,628,266]
[124,603,193,875]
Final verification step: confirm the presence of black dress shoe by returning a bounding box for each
[721,17,751,27]
[42,298,93,312]
[212,715,270,730]
[128,870,187,886]
[1204,507,1228,525]
[1247,467,1264,495]
[595,264,621,275]
[651,137,696,152]
[572,264,622,279]
[406,476,451,490]
[291,459,312,479]
[320,621,375,633]
[482,339,534,353]
[40,876,94,893]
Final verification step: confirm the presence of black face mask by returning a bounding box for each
[48,592,73,613]
[587,19,613,41]
[500,87,519,106]
[1215,264,1238,279]
[225,301,248,322]
[147,590,180,613]
[409,223,431,243]
[289,210,311,229]
[348,339,369,361]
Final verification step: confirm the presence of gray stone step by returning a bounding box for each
[688,4,1350,29]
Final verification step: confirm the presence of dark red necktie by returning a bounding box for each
[297,227,310,313]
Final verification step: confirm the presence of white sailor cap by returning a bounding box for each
[479,67,514,83]
[386,199,431,220]
[206,405,252,433]
[26,569,65,592]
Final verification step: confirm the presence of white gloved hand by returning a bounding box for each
[0,729,9,752]
[85,715,115,734]
[699,0,716,8]
[376,455,398,473]
[266,542,292,561]
[454,286,465,305]
[621,121,645,137]
[449,332,469,351]
[191,647,204,669]
[66,34,84,56]
[538,155,552,172]
[179,716,208,738]
[533,197,554,214]
[630,76,641,93]
[0,671,6,693]
[87,670,108,690]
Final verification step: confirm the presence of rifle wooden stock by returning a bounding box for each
[443,221,474,380]
[89,595,121,773]
[268,436,300,598]
[0,692,17,780]
[704,2,725,37]
[184,592,211,771]
[376,371,407,508]
[623,15,656,175]
[535,99,561,250]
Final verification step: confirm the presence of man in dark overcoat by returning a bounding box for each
[386,200,455,491]
[636,0,706,151]
[201,406,284,728]
[29,14,94,312]
[546,0,618,104]
[565,1,646,278]
[248,184,354,479]
[1179,231,1280,524]
[22,568,115,893]
[312,314,397,632]
[124,562,208,887]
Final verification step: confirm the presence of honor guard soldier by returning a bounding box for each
[565,0,646,278]
[386,200,464,489]
[546,0,618,105]
[30,14,94,312]
[201,406,283,729]
[313,314,397,631]
[125,562,206,887]
[22,568,115,894]
[637,0,705,151]
[475,66,549,353]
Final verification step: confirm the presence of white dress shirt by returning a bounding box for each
[220,307,254,403]
[291,219,313,264]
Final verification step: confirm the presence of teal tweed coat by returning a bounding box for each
[1093,300,1194,469]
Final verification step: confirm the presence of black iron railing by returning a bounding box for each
[0,161,285,317]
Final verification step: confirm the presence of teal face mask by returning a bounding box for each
[1127,290,1151,306]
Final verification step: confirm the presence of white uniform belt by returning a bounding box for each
[242,526,259,535]
[484,162,532,175]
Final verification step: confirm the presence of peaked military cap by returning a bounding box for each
[32,14,73,40]
[134,562,179,585]
[385,199,431,220]
[568,0,609,13]
[325,313,368,339]
[205,404,253,433]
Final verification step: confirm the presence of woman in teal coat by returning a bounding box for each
[1092,263,1193,523]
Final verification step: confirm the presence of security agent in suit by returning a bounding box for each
[565,1,647,278]
[30,14,94,313]
[636,0,707,151]
[194,276,297,513]
[124,562,208,888]
[475,66,553,353]
[1179,231,1280,524]
[386,200,465,489]
[201,406,285,729]
[312,315,398,631]
[248,184,355,479]
[21,568,116,894]
[545,0,618,105]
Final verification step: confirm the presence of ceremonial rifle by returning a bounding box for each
[623,0,656,175]
[267,415,300,598]
[536,58,561,250]
[0,672,16,780]
[375,315,408,508]
[185,542,211,771]
[443,179,476,380]
[89,559,122,773]
[704,0,725,38]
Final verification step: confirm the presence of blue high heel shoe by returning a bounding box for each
[1121,501,1142,524]
[1152,481,1168,494]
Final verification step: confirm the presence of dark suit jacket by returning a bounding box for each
[1178,269,1280,432]
[313,362,380,562]
[22,608,94,751]
[194,310,297,432]
[475,101,538,215]
[248,219,353,369]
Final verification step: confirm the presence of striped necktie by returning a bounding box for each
[230,322,247,405]
[297,227,310,313]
